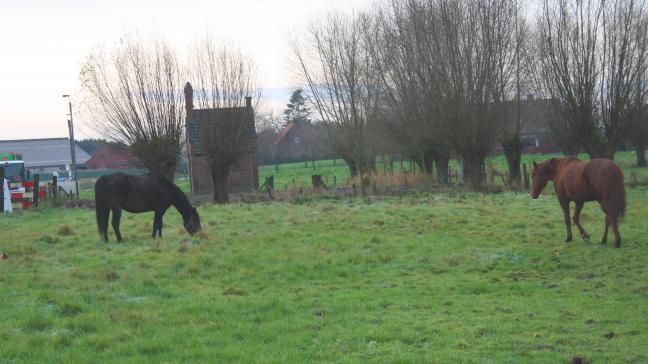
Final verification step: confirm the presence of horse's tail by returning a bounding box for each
[95,177,109,241]
[608,164,626,225]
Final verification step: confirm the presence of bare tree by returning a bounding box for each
[290,11,381,195]
[629,14,648,167]
[369,0,451,184]
[535,0,648,159]
[422,0,519,189]
[80,35,185,179]
[188,36,261,203]
[499,1,531,186]
[630,106,648,166]
[255,111,283,168]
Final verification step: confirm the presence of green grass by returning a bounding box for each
[1,184,648,362]
[259,151,648,189]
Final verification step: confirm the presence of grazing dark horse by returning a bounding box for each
[95,173,201,242]
[531,156,626,248]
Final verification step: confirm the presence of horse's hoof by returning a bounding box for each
[565,237,573,243]
[614,242,621,248]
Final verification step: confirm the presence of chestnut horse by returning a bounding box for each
[531,156,626,248]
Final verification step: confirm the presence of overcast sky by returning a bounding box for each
[0,0,373,140]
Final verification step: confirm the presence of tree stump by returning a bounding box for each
[312,175,327,189]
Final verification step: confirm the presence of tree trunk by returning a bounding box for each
[434,155,450,185]
[583,142,613,160]
[211,166,230,204]
[422,151,434,176]
[344,158,358,177]
[502,140,522,186]
[463,156,485,191]
[636,143,647,167]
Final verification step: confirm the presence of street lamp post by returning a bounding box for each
[62,94,79,199]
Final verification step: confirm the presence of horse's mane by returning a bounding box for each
[149,174,192,211]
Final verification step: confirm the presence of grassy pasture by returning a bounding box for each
[1,185,648,362]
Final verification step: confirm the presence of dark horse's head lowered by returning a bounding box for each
[530,158,559,199]
[183,207,202,236]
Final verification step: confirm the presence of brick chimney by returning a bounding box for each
[184,82,194,115]
[245,96,252,108]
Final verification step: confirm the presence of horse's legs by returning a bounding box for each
[601,215,610,244]
[152,211,161,238]
[157,209,166,238]
[559,199,573,242]
[611,216,621,248]
[99,208,110,243]
[152,209,166,238]
[572,201,590,242]
[111,208,123,242]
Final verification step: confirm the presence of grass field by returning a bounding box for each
[1,179,648,362]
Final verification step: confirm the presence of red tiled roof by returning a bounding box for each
[276,121,295,143]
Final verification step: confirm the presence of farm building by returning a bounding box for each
[0,137,90,173]
[275,120,329,163]
[276,120,310,161]
[184,82,259,194]
[499,96,562,154]
[86,143,138,170]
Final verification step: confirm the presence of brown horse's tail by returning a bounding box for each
[608,165,626,224]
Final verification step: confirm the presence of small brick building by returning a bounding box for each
[185,83,259,195]
[86,143,137,170]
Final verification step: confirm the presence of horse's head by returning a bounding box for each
[184,207,202,236]
[531,158,557,199]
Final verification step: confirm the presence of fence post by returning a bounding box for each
[352,183,357,197]
[523,163,530,190]
[333,175,337,186]
[52,175,58,200]
[372,181,377,195]
[33,174,40,207]
[0,165,5,213]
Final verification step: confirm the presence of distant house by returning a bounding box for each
[184,83,259,194]
[501,96,562,154]
[0,138,90,172]
[86,143,137,170]
[275,120,329,162]
[276,120,308,161]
